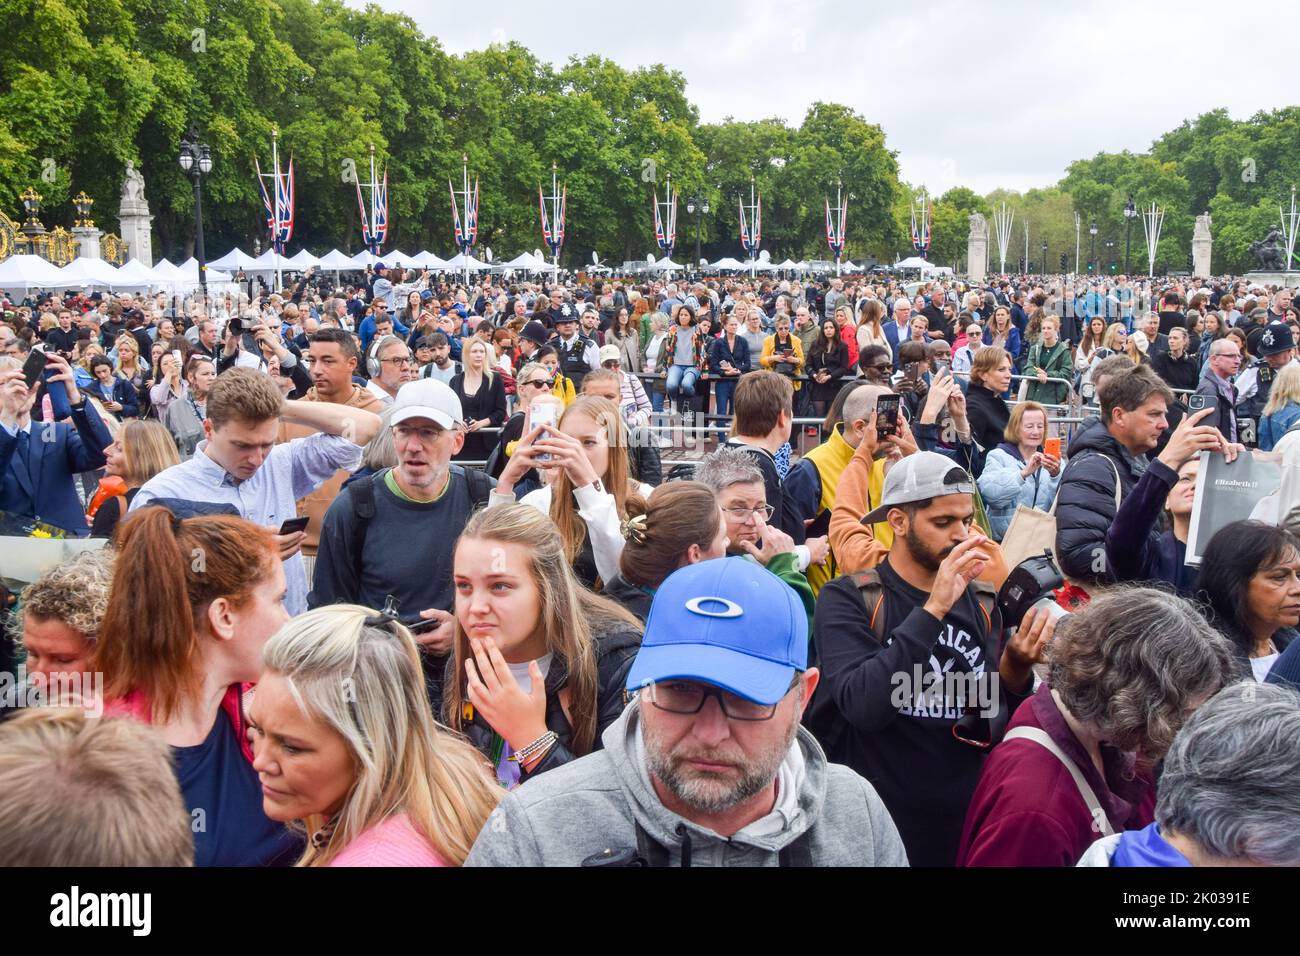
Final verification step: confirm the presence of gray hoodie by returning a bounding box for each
[465,700,908,867]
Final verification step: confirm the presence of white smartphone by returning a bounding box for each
[529,401,558,462]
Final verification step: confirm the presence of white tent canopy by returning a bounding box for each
[648,256,683,272]
[775,259,801,270]
[444,253,490,272]
[742,259,780,273]
[285,248,320,269]
[246,249,293,274]
[348,250,380,269]
[0,254,66,291]
[498,252,549,271]
[316,248,356,270]
[709,257,747,271]
[208,247,260,271]
[51,257,122,289]
[410,250,449,269]
[114,258,165,287]
[895,256,936,269]
[168,258,232,288]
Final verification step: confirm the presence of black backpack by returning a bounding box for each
[343,465,493,573]
[803,568,999,761]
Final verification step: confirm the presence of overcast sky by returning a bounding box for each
[363,0,1297,196]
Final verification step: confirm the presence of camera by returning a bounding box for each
[228,317,244,335]
[997,551,1069,630]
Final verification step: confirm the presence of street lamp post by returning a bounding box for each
[1122,198,1137,275]
[1089,219,1098,273]
[1040,239,1047,275]
[685,193,709,275]
[1104,239,1115,272]
[178,127,214,297]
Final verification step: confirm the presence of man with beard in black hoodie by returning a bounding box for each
[810,451,1050,866]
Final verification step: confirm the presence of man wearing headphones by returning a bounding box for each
[364,335,416,406]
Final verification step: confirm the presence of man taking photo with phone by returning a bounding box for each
[0,352,111,536]
[132,367,381,616]
[809,451,1053,866]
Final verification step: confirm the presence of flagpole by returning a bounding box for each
[272,128,283,290]
[551,164,559,284]
[368,143,378,256]
[1282,185,1298,274]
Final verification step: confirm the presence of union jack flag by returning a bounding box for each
[653,189,677,251]
[539,184,566,255]
[451,177,479,252]
[358,167,388,252]
[826,197,848,257]
[739,194,762,256]
[255,156,295,252]
[910,199,931,256]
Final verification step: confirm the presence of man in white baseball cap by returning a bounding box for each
[311,377,497,712]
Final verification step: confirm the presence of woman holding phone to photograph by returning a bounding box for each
[976,402,1060,541]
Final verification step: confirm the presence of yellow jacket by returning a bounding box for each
[551,374,576,407]
[759,334,804,390]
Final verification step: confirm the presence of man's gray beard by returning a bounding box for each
[643,712,797,816]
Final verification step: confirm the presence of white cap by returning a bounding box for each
[390,378,463,429]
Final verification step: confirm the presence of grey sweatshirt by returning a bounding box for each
[465,699,908,867]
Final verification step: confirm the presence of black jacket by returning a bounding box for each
[1195,376,1237,443]
[1104,458,1195,595]
[1054,417,1147,584]
[1151,350,1198,392]
[965,384,1010,454]
[461,616,642,782]
[601,573,654,622]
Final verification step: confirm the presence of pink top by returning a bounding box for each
[329,814,449,868]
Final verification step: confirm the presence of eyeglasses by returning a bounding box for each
[523,377,554,388]
[721,503,776,521]
[381,357,414,367]
[643,678,797,721]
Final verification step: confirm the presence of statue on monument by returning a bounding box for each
[1250,225,1287,272]
[122,161,146,205]
[968,212,988,242]
[1194,212,1211,241]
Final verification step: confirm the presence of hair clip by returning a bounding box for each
[621,513,648,545]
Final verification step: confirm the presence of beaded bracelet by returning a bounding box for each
[508,730,558,765]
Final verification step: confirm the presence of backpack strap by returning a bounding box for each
[458,464,494,510]
[849,569,888,643]
[1002,726,1116,836]
[345,472,381,581]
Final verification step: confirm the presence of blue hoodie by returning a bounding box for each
[1111,823,1191,867]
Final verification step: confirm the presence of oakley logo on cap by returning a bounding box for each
[684,596,743,619]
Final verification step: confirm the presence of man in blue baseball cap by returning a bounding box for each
[467,557,907,867]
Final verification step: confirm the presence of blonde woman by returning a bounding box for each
[492,395,651,589]
[445,503,643,787]
[113,332,149,391]
[88,419,180,538]
[1259,364,1300,451]
[451,338,506,463]
[249,605,500,867]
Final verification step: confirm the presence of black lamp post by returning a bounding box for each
[1089,219,1098,273]
[1122,198,1137,275]
[178,128,213,296]
[1040,239,1047,275]
[1104,239,1115,272]
[685,193,709,275]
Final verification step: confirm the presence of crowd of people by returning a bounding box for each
[1,263,1298,869]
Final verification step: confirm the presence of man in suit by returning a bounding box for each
[883,299,912,365]
[0,353,111,537]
